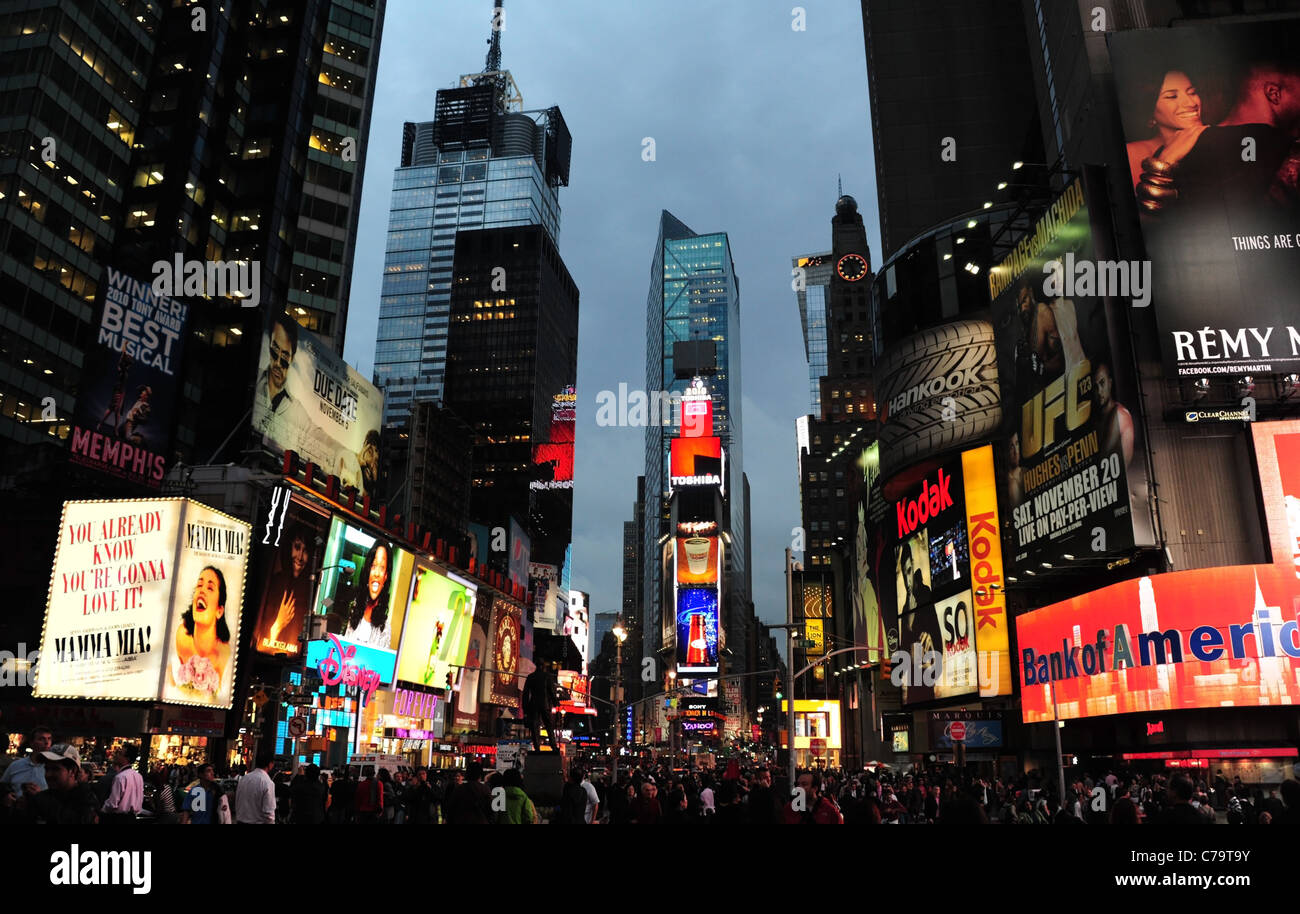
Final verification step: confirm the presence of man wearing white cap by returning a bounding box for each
[11,745,99,824]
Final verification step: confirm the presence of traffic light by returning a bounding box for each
[774,675,783,700]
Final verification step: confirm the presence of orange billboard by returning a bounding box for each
[676,536,720,585]
[1016,563,1300,723]
[670,436,722,489]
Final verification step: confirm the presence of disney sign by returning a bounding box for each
[316,633,381,706]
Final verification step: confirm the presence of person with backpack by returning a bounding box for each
[557,766,590,824]
[404,768,437,824]
[781,771,843,824]
[445,762,492,824]
[494,768,537,824]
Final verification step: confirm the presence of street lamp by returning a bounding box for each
[611,620,627,784]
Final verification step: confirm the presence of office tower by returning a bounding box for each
[0,0,384,647]
[441,223,578,566]
[372,14,571,428]
[591,611,617,663]
[642,210,747,659]
[794,253,833,415]
[2,1,382,469]
[862,0,1042,261]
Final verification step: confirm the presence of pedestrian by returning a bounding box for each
[329,769,354,824]
[0,726,53,799]
[781,771,844,824]
[746,767,780,825]
[291,765,328,825]
[355,767,384,824]
[101,744,144,823]
[404,768,437,824]
[630,781,662,824]
[557,766,589,824]
[494,768,538,824]
[1156,773,1212,825]
[181,764,229,824]
[234,752,278,824]
[150,769,179,824]
[698,774,717,819]
[13,744,98,825]
[444,763,492,824]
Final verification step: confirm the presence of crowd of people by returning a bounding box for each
[5,725,1299,825]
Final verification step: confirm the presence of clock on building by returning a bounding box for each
[837,253,868,282]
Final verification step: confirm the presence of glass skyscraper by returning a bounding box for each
[793,253,832,415]
[642,210,747,652]
[373,87,568,427]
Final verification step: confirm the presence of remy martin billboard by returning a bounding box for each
[1111,20,1300,378]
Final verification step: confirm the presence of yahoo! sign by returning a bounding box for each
[307,634,392,705]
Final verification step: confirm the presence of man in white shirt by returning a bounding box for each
[235,753,279,824]
[580,772,601,824]
[101,744,144,822]
[699,775,717,817]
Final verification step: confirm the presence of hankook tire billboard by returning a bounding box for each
[876,319,1002,480]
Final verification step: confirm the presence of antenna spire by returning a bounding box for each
[485,2,503,74]
[838,174,843,198]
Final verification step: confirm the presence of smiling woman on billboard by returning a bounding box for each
[343,540,394,649]
[171,566,232,700]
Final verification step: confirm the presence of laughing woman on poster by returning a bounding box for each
[343,541,393,648]
[173,566,232,699]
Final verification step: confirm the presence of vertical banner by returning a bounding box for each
[989,174,1150,569]
[161,502,251,708]
[489,601,522,709]
[961,445,1013,696]
[1251,420,1300,577]
[250,494,331,658]
[69,268,190,488]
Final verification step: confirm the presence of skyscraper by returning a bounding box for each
[372,14,570,428]
[642,211,746,654]
[442,222,578,566]
[862,0,1041,261]
[794,253,833,415]
[0,0,385,649]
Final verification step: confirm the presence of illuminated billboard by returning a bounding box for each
[1110,21,1300,378]
[1252,420,1300,578]
[250,493,330,657]
[988,174,1152,570]
[252,312,385,498]
[68,268,191,488]
[314,518,413,654]
[489,601,522,708]
[1016,563,1300,723]
[676,587,719,674]
[781,699,842,750]
[395,565,477,692]
[531,385,576,490]
[670,436,723,490]
[35,499,249,709]
[676,535,719,585]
